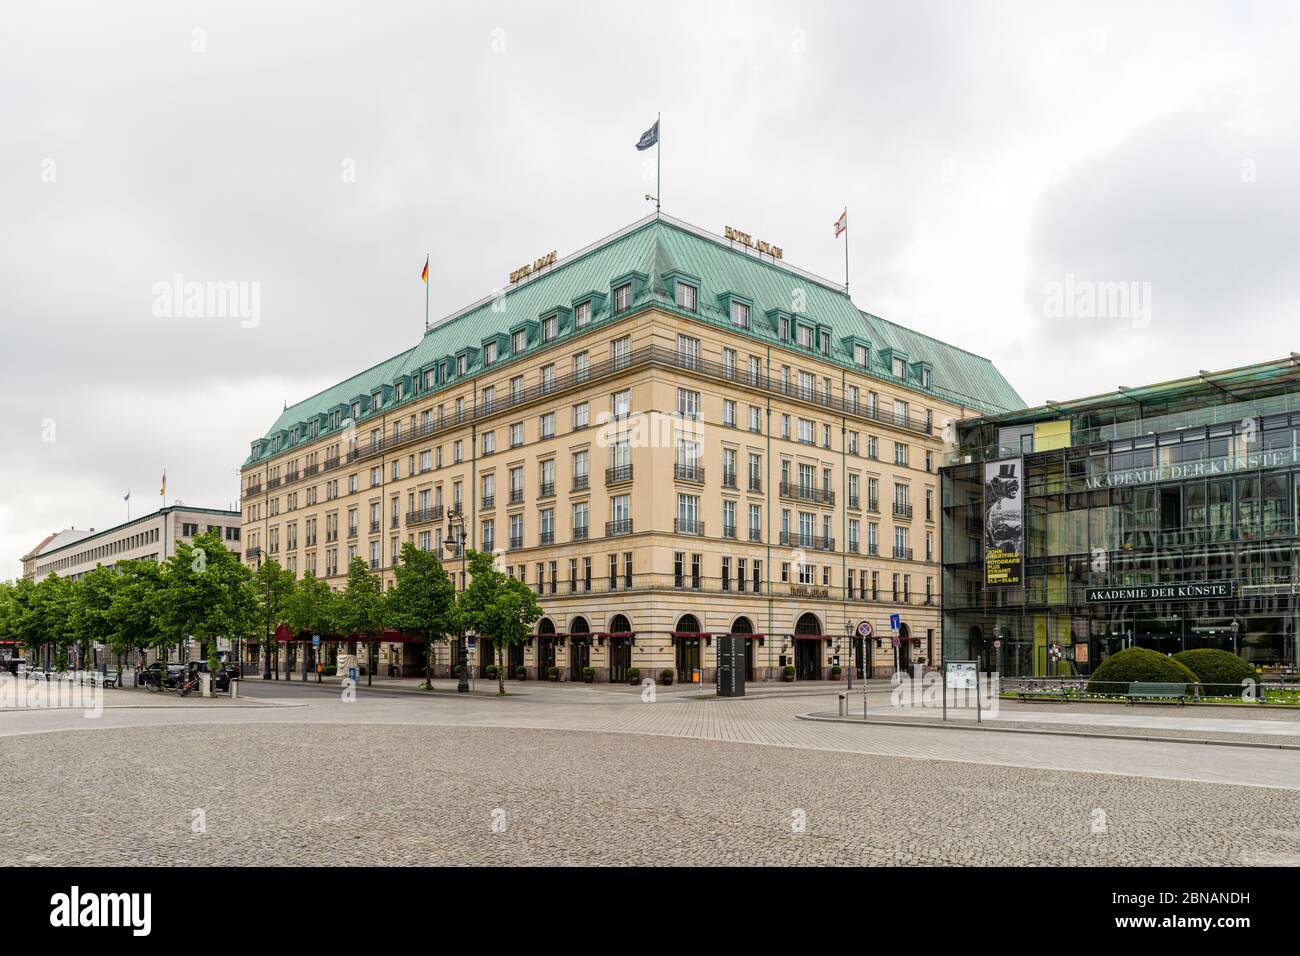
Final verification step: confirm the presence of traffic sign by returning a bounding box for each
[889,613,901,631]
[856,620,874,638]
[311,634,320,648]
[891,635,901,648]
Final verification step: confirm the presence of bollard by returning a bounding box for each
[200,672,212,699]
[229,678,239,700]
[838,692,847,717]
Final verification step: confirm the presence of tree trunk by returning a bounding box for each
[497,642,505,695]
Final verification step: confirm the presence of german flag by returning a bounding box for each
[421,256,429,284]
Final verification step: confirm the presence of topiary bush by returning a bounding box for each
[1085,647,1199,695]
[1172,649,1259,695]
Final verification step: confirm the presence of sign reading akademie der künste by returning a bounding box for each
[1084,582,1234,603]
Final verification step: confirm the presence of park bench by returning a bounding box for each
[1015,687,1074,702]
[1125,681,1187,706]
[83,668,122,689]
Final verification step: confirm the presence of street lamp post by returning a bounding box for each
[445,509,469,693]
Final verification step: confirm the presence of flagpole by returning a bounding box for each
[424,252,429,332]
[844,207,850,294]
[656,112,661,215]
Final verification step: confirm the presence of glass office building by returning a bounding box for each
[942,356,1300,677]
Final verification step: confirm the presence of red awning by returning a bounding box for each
[727,633,765,640]
[594,632,637,638]
[793,633,829,640]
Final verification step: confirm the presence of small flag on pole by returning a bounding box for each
[123,490,130,502]
[834,209,848,238]
[421,255,429,284]
[160,470,166,498]
[635,120,659,151]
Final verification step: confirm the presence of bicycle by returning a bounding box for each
[177,670,202,697]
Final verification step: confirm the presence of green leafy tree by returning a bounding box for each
[69,564,119,667]
[0,581,17,647]
[455,549,543,696]
[108,559,166,667]
[25,574,74,669]
[336,558,387,678]
[253,556,296,674]
[284,572,338,674]
[386,544,454,688]
[160,530,257,669]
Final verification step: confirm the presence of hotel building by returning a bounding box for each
[240,213,1020,682]
[942,356,1300,677]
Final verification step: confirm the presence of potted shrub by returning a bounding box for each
[783,664,796,682]
[547,665,560,682]
[486,664,498,679]
[830,664,842,680]
[627,667,641,686]
[581,665,595,683]
[660,668,674,686]
[452,664,463,677]
[515,666,527,681]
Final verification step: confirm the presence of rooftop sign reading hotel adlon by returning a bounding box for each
[1085,582,1233,603]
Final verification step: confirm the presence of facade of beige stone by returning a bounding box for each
[239,215,1020,683]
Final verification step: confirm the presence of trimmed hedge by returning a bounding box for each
[1085,647,1199,694]
[1172,649,1258,694]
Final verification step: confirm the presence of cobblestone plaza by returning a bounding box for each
[4,680,1299,866]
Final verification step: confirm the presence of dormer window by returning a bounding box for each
[395,382,403,402]
[853,344,869,369]
[796,325,813,349]
[818,331,829,355]
[484,341,497,364]
[892,357,906,378]
[731,301,750,329]
[371,392,381,411]
[614,283,632,312]
[676,283,697,312]
[457,354,468,375]
[351,401,360,420]
[575,300,591,328]
[424,369,435,390]
[542,314,557,342]
[512,329,527,353]
[920,367,931,387]
[779,316,788,339]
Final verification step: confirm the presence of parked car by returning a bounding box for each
[184,660,235,692]
[2,657,27,676]
[139,662,186,689]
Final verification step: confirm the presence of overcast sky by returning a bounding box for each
[2,0,1297,579]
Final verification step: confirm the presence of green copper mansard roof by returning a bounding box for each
[245,213,1024,465]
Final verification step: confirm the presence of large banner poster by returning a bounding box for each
[984,458,1023,587]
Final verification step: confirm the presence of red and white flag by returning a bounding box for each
[834,209,848,238]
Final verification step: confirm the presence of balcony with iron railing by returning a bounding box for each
[406,509,436,527]
[606,518,634,537]
[348,527,358,539]
[748,477,762,493]
[893,546,914,560]
[509,535,523,551]
[606,464,633,485]
[722,525,737,540]
[867,498,880,513]
[510,489,524,504]
[848,494,860,510]
[480,495,495,510]
[779,531,835,551]
[573,526,589,542]
[572,475,590,492]
[780,482,835,506]
[539,530,555,545]
[749,528,762,542]
[674,464,705,483]
[538,482,555,499]
[369,520,381,534]
[893,502,913,519]
[722,471,737,489]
